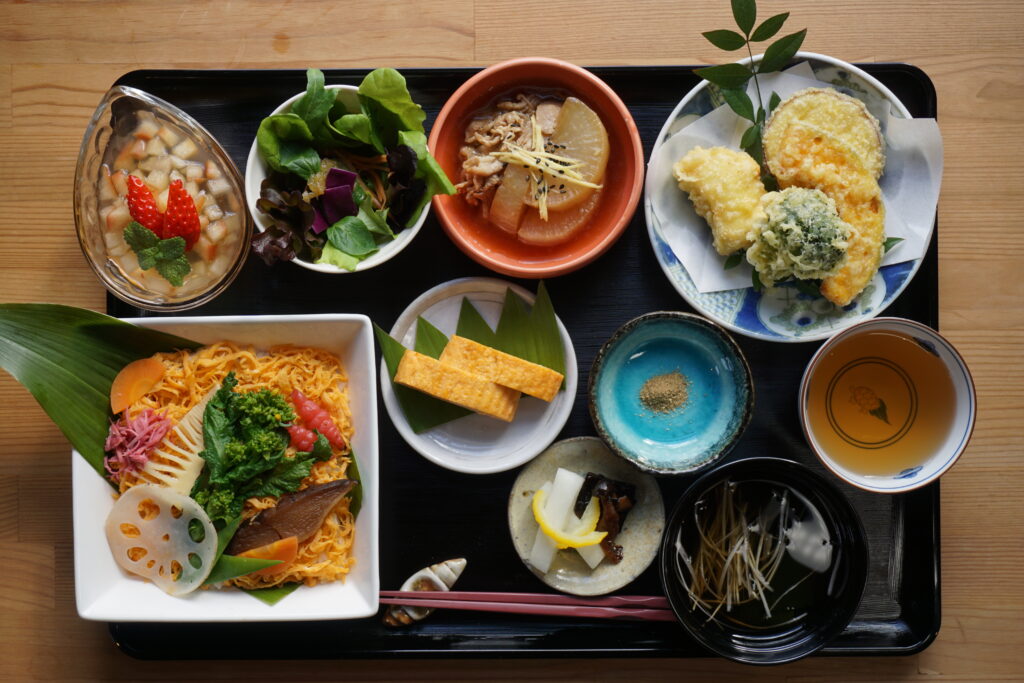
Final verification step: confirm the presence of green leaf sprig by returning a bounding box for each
[123,221,192,287]
[696,0,806,172]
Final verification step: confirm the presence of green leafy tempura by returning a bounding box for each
[746,187,853,287]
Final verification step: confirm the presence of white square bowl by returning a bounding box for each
[73,314,378,622]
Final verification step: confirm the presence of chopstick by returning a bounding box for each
[379,591,676,621]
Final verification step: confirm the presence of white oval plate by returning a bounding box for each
[645,52,927,342]
[380,277,577,474]
[507,437,665,596]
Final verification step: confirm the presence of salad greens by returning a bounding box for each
[253,67,455,270]
[191,372,333,524]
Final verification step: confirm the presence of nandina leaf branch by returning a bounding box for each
[695,0,806,174]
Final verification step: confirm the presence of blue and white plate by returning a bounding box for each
[644,52,928,343]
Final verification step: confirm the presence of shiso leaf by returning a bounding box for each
[0,305,200,479]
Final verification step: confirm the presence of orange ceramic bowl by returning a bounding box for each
[428,58,644,278]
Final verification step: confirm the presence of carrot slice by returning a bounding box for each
[110,357,165,414]
[237,536,299,578]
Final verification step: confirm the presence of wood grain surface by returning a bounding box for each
[1,0,1022,680]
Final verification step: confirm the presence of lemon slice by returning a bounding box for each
[532,488,606,549]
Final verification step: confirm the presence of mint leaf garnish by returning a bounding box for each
[123,223,192,287]
[123,221,158,251]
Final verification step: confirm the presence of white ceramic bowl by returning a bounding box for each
[379,277,577,475]
[73,314,379,621]
[244,84,430,273]
[799,317,975,493]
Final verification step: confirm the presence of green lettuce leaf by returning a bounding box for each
[256,113,321,179]
[327,216,378,256]
[316,242,363,271]
[358,67,426,146]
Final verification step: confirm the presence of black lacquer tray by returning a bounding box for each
[106,65,940,659]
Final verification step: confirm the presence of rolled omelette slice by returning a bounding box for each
[673,146,767,256]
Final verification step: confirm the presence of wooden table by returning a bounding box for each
[1,1,1021,680]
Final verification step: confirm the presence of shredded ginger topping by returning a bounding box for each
[491,114,601,220]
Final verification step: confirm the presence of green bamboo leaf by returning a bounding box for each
[721,87,755,121]
[769,91,782,113]
[740,123,760,150]
[752,270,764,292]
[213,516,244,562]
[203,554,281,585]
[723,252,744,269]
[751,12,788,41]
[731,0,757,35]
[242,582,301,605]
[695,63,754,90]
[455,297,499,346]
[702,29,746,51]
[373,323,471,433]
[346,450,363,518]
[757,29,807,74]
[414,317,449,359]
[883,236,905,253]
[0,305,200,479]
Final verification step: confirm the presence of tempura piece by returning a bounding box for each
[746,188,853,287]
[764,124,885,306]
[673,146,766,255]
[763,87,885,179]
[763,89,887,306]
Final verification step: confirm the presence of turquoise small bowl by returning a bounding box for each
[589,312,754,475]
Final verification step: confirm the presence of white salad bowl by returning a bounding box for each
[73,314,379,622]
[244,84,430,274]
